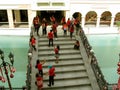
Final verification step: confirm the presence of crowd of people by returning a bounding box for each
[32,15,82,37]
[31,15,81,90]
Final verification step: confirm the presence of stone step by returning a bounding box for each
[38,45,76,51]
[39,35,73,38]
[38,41,75,46]
[39,49,80,53]
[44,76,89,83]
[38,54,82,60]
[38,49,81,56]
[38,36,76,42]
[33,58,83,67]
[43,65,86,73]
[39,39,75,42]
[43,78,91,89]
[38,57,82,62]
[43,62,84,68]
[42,59,84,67]
[43,71,88,81]
[42,85,93,90]
[45,58,82,62]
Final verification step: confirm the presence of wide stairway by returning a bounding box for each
[30,31,100,90]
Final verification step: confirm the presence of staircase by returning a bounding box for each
[34,35,95,90]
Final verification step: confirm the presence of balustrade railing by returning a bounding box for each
[79,29,108,90]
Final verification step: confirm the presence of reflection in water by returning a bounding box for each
[0,36,29,87]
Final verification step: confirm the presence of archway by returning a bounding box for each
[114,12,120,25]
[100,11,112,26]
[85,11,97,26]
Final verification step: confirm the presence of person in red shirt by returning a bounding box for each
[54,45,60,63]
[42,18,47,35]
[51,22,58,39]
[30,35,36,51]
[61,16,66,25]
[70,24,74,40]
[74,18,81,35]
[35,73,43,90]
[33,16,40,36]
[62,22,68,36]
[48,30,54,47]
[35,59,46,77]
[67,18,71,31]
[48,65,55,87]
[50,15,55,24]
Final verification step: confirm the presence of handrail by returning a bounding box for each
[79,29,108,90]
[25,28,33,90]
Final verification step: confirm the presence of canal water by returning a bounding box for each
[87,34,120,84]
[0,35,29,88]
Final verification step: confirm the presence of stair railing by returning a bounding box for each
[79,29,108,90]
[25,26,34,90]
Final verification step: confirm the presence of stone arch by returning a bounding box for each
[85,11,97,26]
[100,11,112,26]
[72,12,82,22]
[114,12,120,25]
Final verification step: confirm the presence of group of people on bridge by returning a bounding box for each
[31,15,82,90]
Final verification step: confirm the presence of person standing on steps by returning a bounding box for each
[48,30,54,47]
[51,21,58,39]
[66,18,71,32]
[35,59,46,77]
[74,40,80,50]
[33,16,40,36]
[70,24,74,40]
[74,18,81,36]
[61,16,66,25]
[47,65,55,87]
[50,15,56,25]
[35,73,43,90]
[29,35,37,51]
[54,45,60,63]
[62,22,68,36]
[42,18,47,36]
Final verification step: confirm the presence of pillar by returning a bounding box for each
[65,10,70,21]
[96,16,100,27]
[81,16,85,28]
[28,10,36,28]
[7,9,14,28]
[28,10,32,28]
[14,10,21,23]
[110,16,115,27]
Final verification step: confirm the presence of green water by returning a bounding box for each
[0,36,29,88]
[87,34,120,84]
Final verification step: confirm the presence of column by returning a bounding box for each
[7,9,14,28]
[96,16,100,27]
[65,10,70,21]
[28,10,36,28]
[28,10,32,28]
[14,10,21,23]
[110,16,115,27]
[81,16,85,28]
